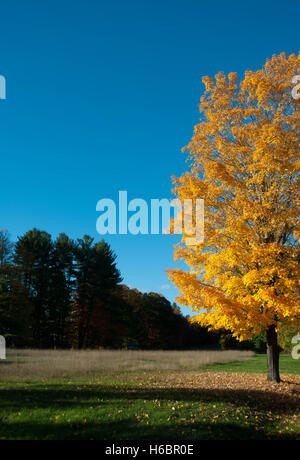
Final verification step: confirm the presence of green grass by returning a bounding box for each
[0,354,299,440]
[200,353,300,374]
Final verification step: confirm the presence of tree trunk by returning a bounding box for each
[266,325,280,383]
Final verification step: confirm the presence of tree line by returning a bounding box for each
[0,229,220,350]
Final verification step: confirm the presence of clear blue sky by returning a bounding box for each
[0,0,299,314]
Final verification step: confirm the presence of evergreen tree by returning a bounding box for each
[71,236,122,349]
[14,229,55,347]
[0,230,32,346]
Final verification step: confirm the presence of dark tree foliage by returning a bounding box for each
[0,230,32,346]
[0,228,221,350]
[71,236,123,349]
[14,229,55,348]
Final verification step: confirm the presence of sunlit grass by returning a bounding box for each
[0,351,299,440]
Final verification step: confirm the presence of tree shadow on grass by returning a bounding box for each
[0,360,16,366]
[0,383,299,440]
[0,383,299,413]
[0,418,289,441]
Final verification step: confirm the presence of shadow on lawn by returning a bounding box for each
[0,418,281,441]
[0,360,15,366]
[0,384,299,412]
[0,383,299,440]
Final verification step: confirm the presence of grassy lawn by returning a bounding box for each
[200,353,300,374]
[0,352,299,440]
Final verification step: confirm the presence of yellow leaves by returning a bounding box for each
[168,52,300,341]
[202,75,215,92]
[228,72,238,86]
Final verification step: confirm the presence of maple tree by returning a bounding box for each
[168,52,300,382]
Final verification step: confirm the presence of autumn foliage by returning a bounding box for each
[168,52,300,381]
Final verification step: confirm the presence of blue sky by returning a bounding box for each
[0,0,299,314]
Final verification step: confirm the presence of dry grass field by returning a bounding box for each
[0,349,254,381]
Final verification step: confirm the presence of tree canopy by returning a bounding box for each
[167,52,300,381]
